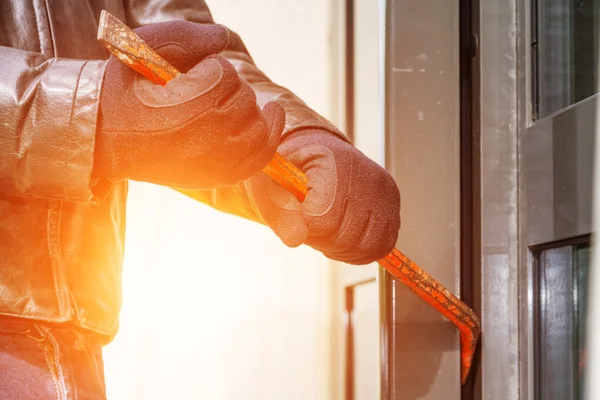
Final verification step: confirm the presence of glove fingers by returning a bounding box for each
[135,21,230,72]
[234,101,285,174]
[246,173,308,247]
[204,93,285,185]
[305,200,371,255]
[325,215,398,265]
[263,102,286,139]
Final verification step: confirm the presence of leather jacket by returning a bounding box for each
[0,0,343,340]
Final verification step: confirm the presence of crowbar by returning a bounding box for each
[97,10,481,384]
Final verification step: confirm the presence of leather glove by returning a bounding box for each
[246,130,401,265]
[94,21,285,188]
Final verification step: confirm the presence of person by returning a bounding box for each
[0,1,401,398]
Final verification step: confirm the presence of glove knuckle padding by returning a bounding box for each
[278,140,344,236]
[310,200,372,254]
[133,57,223,108]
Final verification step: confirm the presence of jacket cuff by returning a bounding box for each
[36,59,109,203]
[221,50,351,144]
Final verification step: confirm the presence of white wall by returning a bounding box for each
[103,1,343,399]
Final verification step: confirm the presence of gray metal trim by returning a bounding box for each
[477,0,521,399]
[381,0,461,398]
[518,0,536,397]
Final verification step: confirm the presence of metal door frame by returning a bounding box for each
[475,0,520,398]
[477,0,597,399]
[381,0,462,398]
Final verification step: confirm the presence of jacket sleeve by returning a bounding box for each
[125,0,348,222]
[219,33,348,142]
[0,46,109,202]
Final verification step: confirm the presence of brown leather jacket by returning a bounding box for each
[0,0,342,340]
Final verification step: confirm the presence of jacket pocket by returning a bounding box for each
[0,195,63,320]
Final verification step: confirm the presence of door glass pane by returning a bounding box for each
[536,243,591,399]
[534,0,600,119]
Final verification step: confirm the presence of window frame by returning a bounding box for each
[477,0,597,399]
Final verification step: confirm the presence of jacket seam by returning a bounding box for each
[38,326,67,400]
[42,0,57,57]
[46,201,69,318]
[0,312,69,324]
[65,61,88,198]
[80,334,105,392]
[31,0,45,55]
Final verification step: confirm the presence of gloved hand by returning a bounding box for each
[94,21,285,188]
[246,130,401,265]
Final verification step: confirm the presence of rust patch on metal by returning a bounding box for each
[379,249,480,383]
[98,10,180,85]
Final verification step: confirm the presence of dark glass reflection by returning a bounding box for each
[535,0,599,119]
[536,243,590,400]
